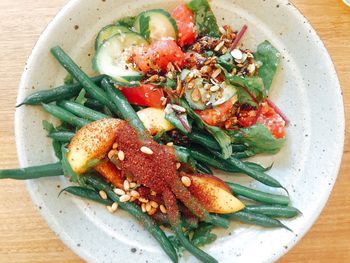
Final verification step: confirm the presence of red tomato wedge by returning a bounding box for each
[257,102,286,139]
[133,40,186,73]
[118,84,164,108]
[195,98,236,126]
[171,4,196,47]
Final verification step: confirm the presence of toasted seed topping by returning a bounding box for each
[176,163,181,170]
[150,201,159,208]
[113,188,126,196]
[108,149,118,160]
[139,197,149,203]
[146,202,152,212]
[214,41,225,52]
[112,143,119,149]
[171,104,186,113]
[231,48,243,59]
[211,68,222,79]
[219,26,226,35]
[210,85,220,92]
[150,190,157,196]
[118,150,125,161]
[141,203,147,213]
[106,206,114,213]
[148,207,157,216]
[123,180,130,191]
[181,176,192,187]
[130,190,140,198]
[191,88,201,102]
[129,182,137,188]
[160,205,167,214]
[120,194,131,202]
[166,142,174,146]
[140,146,153,155]
[99,190,108,200]
[247,63,256,73]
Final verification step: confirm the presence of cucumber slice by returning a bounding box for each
[184,78,206,110]
[134,9,178,42]
[93,32,147,81]
[210,82,237,107]
[95,25,131,50]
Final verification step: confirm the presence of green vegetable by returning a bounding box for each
[192,223,217,247]
[84,98,104,111]
[82,174,178,263]
[101,78,147,137]
[231,150,256,159]
[95,24,131,50]
[223,210,291,231]
[188,130,220,151]
[64,74,74,85]
[165,111,192,134]
[42,103,90,127]
[194,160,213,175]
[187,0,220,37]
[217,53,235,71]
[229,123,285,154]
[227,75,265,107]
[0,162,63,180]
[50,46,121,116]
[174,145,192,163]
[245,205,301,218]
[61,145,78,182]
[115,16,136,28]
[57,100,109,121]
[17,75,104,107]
[61,186,113,206]
[48,131,75,142]
[138,14,151,40]
[74,89,87,105]
[52,140,63,160]
[254,41,281,95]
[226,182,290,206]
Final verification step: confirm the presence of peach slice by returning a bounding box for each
[94,159,125,189]
[67,118,124,174]
[137,107,174,135]
[189,174,245,214]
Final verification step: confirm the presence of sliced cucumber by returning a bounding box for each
[95,25,131,50]
[210,82,237,107]
[134,9,178,42]
[93,32,147,81]
[184,78,206,110]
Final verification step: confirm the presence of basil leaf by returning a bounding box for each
[229,123,285,154]
[254,41,281,95]
[187,0,220,37]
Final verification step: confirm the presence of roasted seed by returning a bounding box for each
[181,176,191,187]
[140,146,153,155]
[113,188,126,196]
[118,150,125,161]
[108,149,118,160]
[231,49,243,60]
[112,143,118,149]
[148,208,157,216]
[139,197,149,203]
[99,190,108,200]
[146,202,152,212]
[129,182,137,188]
[120,194,131,202]
[166,142,174,146]
[123,180,130,191]
[176,163,181,170]
[151,190,157,196]
[210,85,220,92]
[171,104,186,113]
[106,206,115,213]
[150,201,159,208]
[130,190,140,198]
[191,88,201,102]
[160,205,167,214]
[141,203,147,213]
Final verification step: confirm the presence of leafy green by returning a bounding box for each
[74,89,87,105]
[254,41,281,95]
[138,14,151,40]
[187,0,220,37]
[229,123,285,154]
[42,120,55,133]
[165,77,177,89]
[180,99,232,159]
[64,74,74,85]
[115,16,136,28]
[217,53,235,71]
[165,112,192,134]
[52,140,63,160]
[60,145,78,182]
[192,223,217,247]
[227,76,265,107]
[85,159,102,170]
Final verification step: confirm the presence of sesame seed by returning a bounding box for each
[129,182,137,188]
[118,150,125,161]
[113,188,125,196]
[141,203,147,213]
[99,190,108,200]
[120,194,131,202]
[139,197,149,203]
[112,143,118,149]
[146,203,152,212]
[181,176,191,187]
[130,190,140,198]
[108,149,118,160]
[148,208,157,216]
[150,201,159,208]
[176,163,181,170]
[140,146,153,155]
[160,205,167,214]
[166,142,174,146]
[123,180,130,191]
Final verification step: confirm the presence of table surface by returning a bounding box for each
[0,0,349,262]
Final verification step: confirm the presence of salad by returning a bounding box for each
[1,0,299,262]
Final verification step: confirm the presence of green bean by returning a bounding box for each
[174,145,191,163]
[210,150,285,190]
[231,150,256,159]
[231,143,248,152]
[101,78,147,137]
[245,205,301,218]
[81,174,178,263]
[17,75,105,107]
[61,186,113,206]
[225,182,290,206]
[84,98,104,110]
[50,46,121,116]
[188,131,220,151]
[174,224,217,263]
[48,131,75,142]
[42,103,90,127]
[57,100,109,121]
[195,161,213,175]
[223,210,291,231]
[0,162,63,180]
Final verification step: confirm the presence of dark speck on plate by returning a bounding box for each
[74,25,79,30]
[131,248,137,253]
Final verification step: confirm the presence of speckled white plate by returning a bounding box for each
[15,0,345,262]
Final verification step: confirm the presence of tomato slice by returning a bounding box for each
[119,84,164,108]
[195,98,236,126]
[171,3,196,47]
[257,102,286,139]
[133,40,186,73]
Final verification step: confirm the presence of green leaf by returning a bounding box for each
[180,99,232,159]
[227,75,265,107]
[229,123,285,154]
[138,14,151,40]
[42,120,55,133]
[165,77,177,89]
[64,74,74,85]
[187,0,220,37]
[115,16,136,28]
[165,112,192,134]
[254,41,281,95]
[191,223,217,247]
[74,89,87,105]
[60,145,78,182]
[85,159,101,170]
[217,53,235,71]
[52,140,63,160]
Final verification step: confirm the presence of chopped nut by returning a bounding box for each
[150,201,159,208]
[191,88,201,102]
[214,41,225,52]
[211,68,222,79]
[231,49,243,60]
[150,190,157,196]
[140,146,153,155]
[120,194,131,202]
[108,149,118,160]
[176,163,181,170]
[99,190,108,200]
[171,104,186,113]
[181,176,191,187]
[130,190,140,198]
[113,188,125,196]
[129,182,137,188]
[112,143,118,149]
[210,85,220,92]
[141,203,147,213]
[118,150,125,161]
[146,202,152,212]
[160,205,167,214]
[123,180,130,191]
[148,207,157,216]
[166,142,174,146]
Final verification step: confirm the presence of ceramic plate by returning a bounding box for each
[15,0,345,262]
